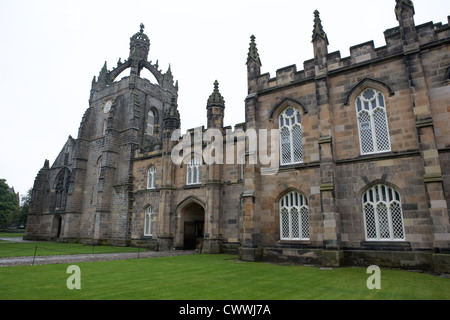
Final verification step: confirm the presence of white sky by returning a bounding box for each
[0,0,449,198]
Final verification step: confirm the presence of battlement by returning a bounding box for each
[252,16,449,93]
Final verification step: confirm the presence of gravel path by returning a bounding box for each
[0,238,196,267]
[0,250,197,267]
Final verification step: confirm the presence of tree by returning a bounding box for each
[0,179,19,230]
[18,188,32,227]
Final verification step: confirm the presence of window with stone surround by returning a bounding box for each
[55,168,71,213]
[280,191,309,240]
[147,110,155,135]
[186,158,202,185]
[147,166,156,189]
[363,184,405,241]
[144,206,153,236]
[279,107,303,165]
[356,88,391,155]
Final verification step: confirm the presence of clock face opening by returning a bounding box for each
[103,100,112,113]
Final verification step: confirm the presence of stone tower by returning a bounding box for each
[25,24,178,244]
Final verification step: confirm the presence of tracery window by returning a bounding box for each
[144,206,153,236]
[147,166,156,189]
[279,108,303,165]
[280,191,309,240]
[55,168,71,213]
[356,89,391,155]
[186,158,202,185]
[363,184,405,241]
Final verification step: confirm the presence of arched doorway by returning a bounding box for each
[181,202,205,250]
[52,215,62,239]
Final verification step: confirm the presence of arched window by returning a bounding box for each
[55,168,71,213]
[186,158,202,185]
[280,191,309,240]
[96,156,102,178]
[240,153,246,180]
[356,89,391,155]
[144,206,153,236]
[147,110,155,135]
[363,184,405,241]
[279,108,303,165]
[147,166,156,189]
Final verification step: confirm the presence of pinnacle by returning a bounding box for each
[207,80,225,108]
[247,34,261,65]
[312,10,329,44]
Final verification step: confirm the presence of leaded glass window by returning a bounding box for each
[279,108,303,165]
[280,191,309,240]
[362,184,405,241]
[187,158,202,185]
[356,89,391,155]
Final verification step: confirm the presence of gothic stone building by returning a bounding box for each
[25,1,450,271]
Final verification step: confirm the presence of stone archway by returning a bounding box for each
[51,215,62,239]
[179,201,205,250]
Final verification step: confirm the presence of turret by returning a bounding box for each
[163,96,181,135]
[206,80,225,130]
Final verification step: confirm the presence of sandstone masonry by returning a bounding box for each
[25,2,450,272]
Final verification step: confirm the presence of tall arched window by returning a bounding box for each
[147,110,155,135]
[147,166,156,189]
[144,206,153,236]
[279,108,303,165]
[363,184,405,241]
[96,156,102,178]
[356,89,391,155]
[280,191,309,240]
[186,158,202,185]
[55,168,71,213]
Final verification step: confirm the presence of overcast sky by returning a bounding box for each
[0,0,448,198]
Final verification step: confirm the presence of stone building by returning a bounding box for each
[25,1,450,271]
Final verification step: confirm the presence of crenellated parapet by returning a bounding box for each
[248,11,449,94]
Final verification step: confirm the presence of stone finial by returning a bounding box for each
[207,80,225,108]
[140,23,145,33]
[247,35,261,65]
[312,10,329,44]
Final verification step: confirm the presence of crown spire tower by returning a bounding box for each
[129,23,150,76]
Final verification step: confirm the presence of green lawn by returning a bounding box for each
[0,242,140,257]
[0,231,25,238]
[0,254,448,300]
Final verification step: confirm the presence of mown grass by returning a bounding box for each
[0,232,25,238]
[0,254,448,300]
[0,241,140,257]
